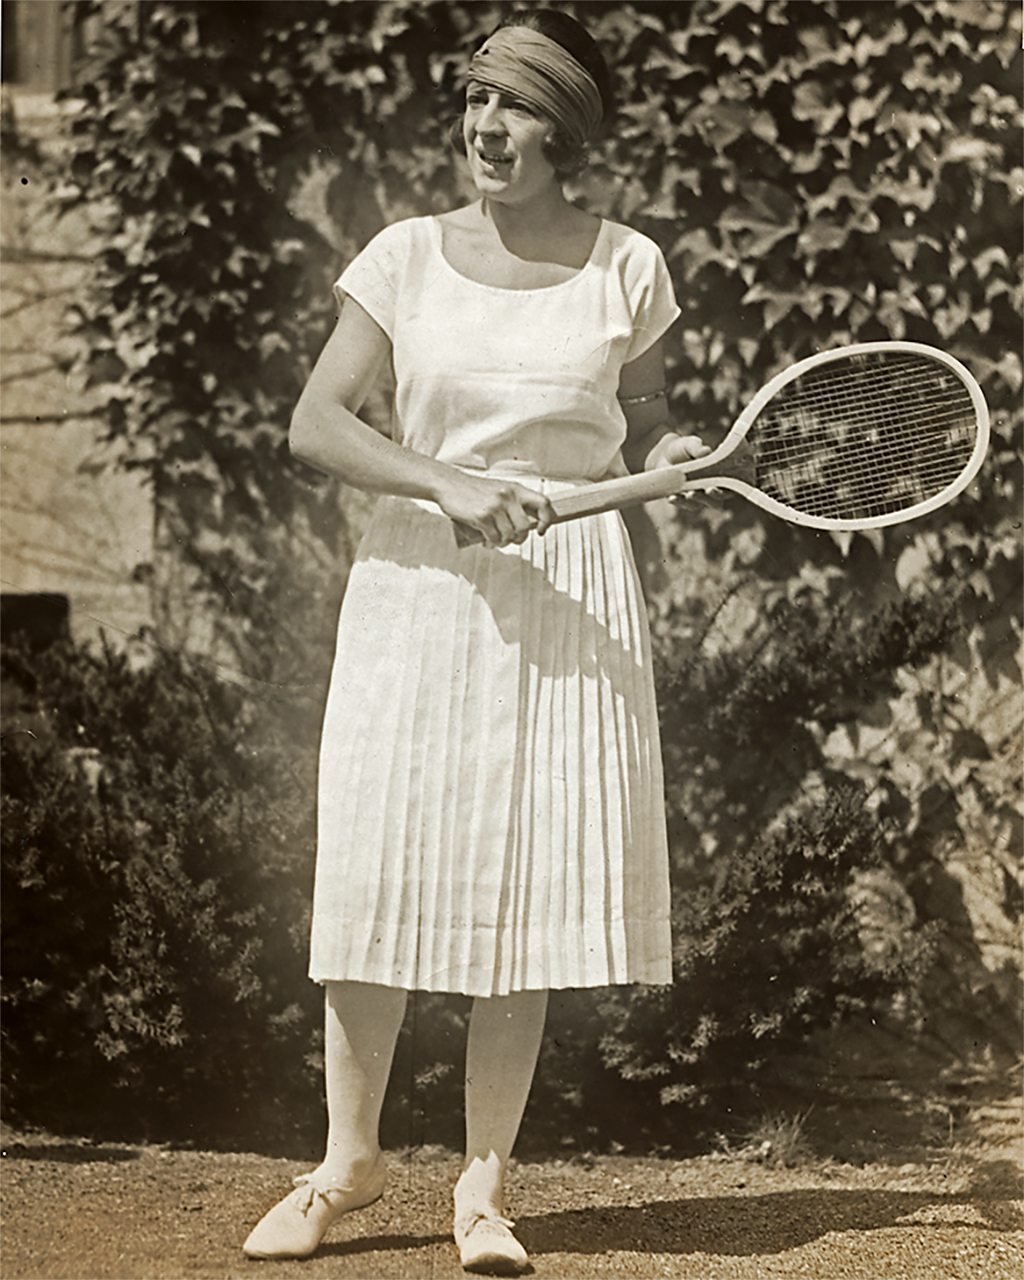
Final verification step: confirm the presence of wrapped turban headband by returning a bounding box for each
[468,27,604,147]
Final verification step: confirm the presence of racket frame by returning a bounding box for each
[549,341,990,532]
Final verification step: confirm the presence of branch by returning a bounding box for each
[2,362,73,386]
[1,286,76,321]
[1,411,105,424]
[0,248,96,265]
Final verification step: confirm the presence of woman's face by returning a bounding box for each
[462,80,559,204]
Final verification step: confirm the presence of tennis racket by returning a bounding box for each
[457,341,989,542]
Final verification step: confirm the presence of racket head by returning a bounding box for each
[710,342,990,531]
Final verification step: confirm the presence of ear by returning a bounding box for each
[543,128,586,177]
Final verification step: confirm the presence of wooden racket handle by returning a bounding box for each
[547,451,753,524]
[452,454,748,547]
[547,465,692,522]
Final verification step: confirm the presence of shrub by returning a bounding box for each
[522,583,956,1148]
[1,638,323,1148]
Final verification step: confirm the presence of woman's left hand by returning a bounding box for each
[647,431,729,510]
[649,433,712,469]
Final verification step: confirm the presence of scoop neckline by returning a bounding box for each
[429,215,606,295]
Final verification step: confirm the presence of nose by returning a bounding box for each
[475,93,505,136]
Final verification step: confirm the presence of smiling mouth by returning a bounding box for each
[477,150,512,166]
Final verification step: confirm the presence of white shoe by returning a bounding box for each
[454,1210,530,1274]
[242,1154,387,1259]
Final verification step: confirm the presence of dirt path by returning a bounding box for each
[3,1122,1022,1280]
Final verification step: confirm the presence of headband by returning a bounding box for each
[468,27,603,147]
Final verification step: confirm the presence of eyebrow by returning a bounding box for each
[465,82,533,108]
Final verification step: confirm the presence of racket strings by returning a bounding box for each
[749,353,979,521]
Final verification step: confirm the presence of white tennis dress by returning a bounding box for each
[308,215,680,997]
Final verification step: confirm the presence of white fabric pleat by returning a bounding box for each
[309,487,673,996]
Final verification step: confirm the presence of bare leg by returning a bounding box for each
[314,979,408,1182]
[456,989,549,1217]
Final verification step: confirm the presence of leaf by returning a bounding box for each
[672,227,736,280]
[720,181,800,256]
[933,292,973,340]
[973,246,1010,280]
[885,111,942,149]
[950,729,991,762]
[848,88,890,129]
[750,111,779,144]
[807,175,862,218]
[792,81,845,133]
[860,695,893,730]
[694,101,754,152]
[798,220,850,255]
[738,289,803,331]
[943,136,997,165]
[716,35,750,67]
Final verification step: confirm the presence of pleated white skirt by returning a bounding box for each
[308,485,673,996]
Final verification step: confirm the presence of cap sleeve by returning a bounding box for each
[621,236,681,365]
[333,221,413,338]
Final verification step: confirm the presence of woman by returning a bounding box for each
[243,9,708,1274]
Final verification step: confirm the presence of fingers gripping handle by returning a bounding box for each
[453,521,487,548]
[452,453,742,546]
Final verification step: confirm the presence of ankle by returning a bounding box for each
[312,1147,382,1187]
[454,1166,506,1218]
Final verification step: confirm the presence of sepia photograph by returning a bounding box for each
[1,1,1021,1277]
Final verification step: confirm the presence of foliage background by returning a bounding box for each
[3,0,1021,1152]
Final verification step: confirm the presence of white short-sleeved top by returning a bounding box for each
[334,215,680,482]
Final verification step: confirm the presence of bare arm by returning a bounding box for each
[617,339,709,472]
[290,296,455,499]
[290,297,554,545]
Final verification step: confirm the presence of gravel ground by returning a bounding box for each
[3,1115,1022,1280]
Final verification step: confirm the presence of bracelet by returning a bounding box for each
[617,388,667,406]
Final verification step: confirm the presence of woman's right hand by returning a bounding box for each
[433,472,555,548]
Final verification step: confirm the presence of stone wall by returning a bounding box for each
[2,90,154,646]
